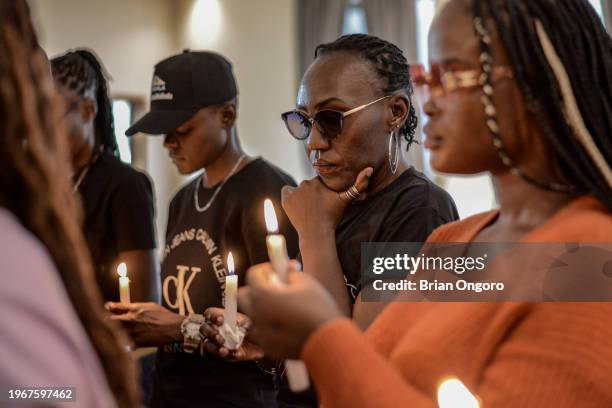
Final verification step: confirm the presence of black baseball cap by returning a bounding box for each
[126,50,238,136]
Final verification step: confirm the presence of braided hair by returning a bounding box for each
[0,1,138,407]
[315,34,419,149]
[51,49,119,157]
[473,0,612,209]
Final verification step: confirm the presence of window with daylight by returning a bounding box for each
[416,0,436,66]
[112,99,133,164]
[588,0,605,24]
[342,0,368,35]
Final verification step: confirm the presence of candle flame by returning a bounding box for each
[437,378,479,408]
[264,198,279,233]
[227,252,235,275]
[117,262,127,278]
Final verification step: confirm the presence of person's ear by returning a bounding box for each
[387,94,409,131]
[220,103,237,128]
[80,98,98,124]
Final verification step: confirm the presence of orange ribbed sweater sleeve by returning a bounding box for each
[302,302,612,408]
[301,197,612,407]
[302,318,434,408]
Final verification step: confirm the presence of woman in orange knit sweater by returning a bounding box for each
[237,0,612,406]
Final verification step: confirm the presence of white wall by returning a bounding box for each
[175,0,307,182]
[29,0,304,247]
[30,0,177,95]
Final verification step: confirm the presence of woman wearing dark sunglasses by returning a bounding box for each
[238,0,612,406]
[279,34,458,328]
[199,34,457,407]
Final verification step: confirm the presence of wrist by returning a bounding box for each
[298,226,335,248]
[170,315,186,343]
[303,313,343,352]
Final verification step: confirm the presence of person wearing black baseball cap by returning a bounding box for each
[107,50,299,407]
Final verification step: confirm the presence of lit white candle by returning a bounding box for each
[224,252,238,330]
[437,378,480,408]
[264,199,289,281]
[263,198,310,392]
[117,262,131,304]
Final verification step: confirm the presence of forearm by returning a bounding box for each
[299,229,352,316]
[302,318,433,408]
[352,295,391,330]
[163,318,184,344]
[131,317,183,348]
[111,303,185,348]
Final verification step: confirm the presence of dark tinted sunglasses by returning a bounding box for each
[281,95,391,141]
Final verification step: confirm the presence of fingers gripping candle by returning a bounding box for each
[117,262,131,304]
[264,199,310,392]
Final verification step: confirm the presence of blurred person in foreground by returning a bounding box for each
[0,1,139,407]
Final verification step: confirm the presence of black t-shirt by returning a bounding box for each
[78,153,157,301]
[154,158,298,408]
[277,167,459,408]
[336,166,459,299]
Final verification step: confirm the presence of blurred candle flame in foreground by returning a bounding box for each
[437,378,480,408]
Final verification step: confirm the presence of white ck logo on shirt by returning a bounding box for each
[163,265,201,316]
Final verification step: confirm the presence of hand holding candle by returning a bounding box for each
[117,262,131,304]
[263,198,310,392]
[219,251,246,351]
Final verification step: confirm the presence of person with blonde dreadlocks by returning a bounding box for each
[0,1,139,407]
[51,49,159,304]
